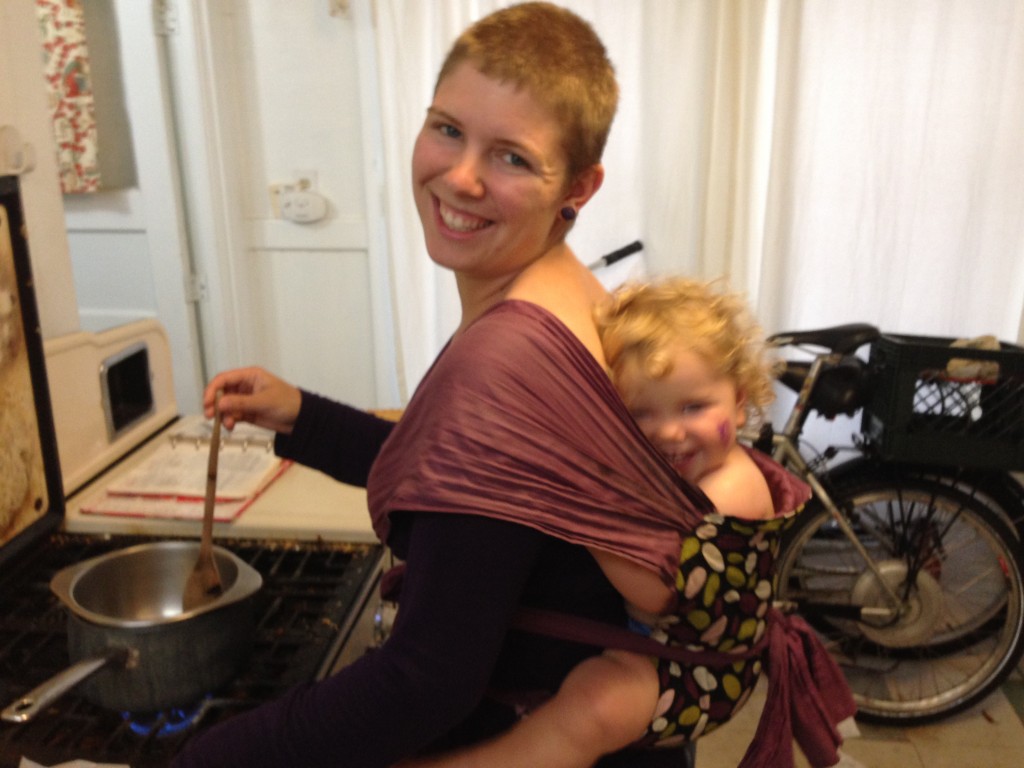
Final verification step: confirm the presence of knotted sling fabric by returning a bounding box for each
[368,300,855,767]
[369,300,713,584]
[746,610,858,768]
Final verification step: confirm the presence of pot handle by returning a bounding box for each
[1,650,126,723]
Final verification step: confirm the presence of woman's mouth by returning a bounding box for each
[438,199,492,234]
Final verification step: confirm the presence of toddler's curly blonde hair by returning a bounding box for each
[595,277,778,424]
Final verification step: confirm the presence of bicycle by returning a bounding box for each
[750,323,1024,725]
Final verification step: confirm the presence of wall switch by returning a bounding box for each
[279,188,328,223]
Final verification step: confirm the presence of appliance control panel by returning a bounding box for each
[45,319,177,495]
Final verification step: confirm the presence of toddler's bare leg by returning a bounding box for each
[401,650,658,768]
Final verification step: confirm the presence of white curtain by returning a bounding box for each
[367,0,1024,401]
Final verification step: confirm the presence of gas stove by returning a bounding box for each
[0,533,382,768]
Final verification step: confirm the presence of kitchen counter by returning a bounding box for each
[62,416,379,543]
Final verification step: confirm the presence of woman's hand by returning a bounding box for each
[203,367,302,434]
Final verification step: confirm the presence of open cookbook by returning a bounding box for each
[79,417,291,522]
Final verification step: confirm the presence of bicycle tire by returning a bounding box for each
[927,469,1024,539]
[775,469,1024,725]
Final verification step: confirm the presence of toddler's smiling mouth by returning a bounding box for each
[662,449,695,469]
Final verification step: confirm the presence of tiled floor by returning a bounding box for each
[697,662,1024,768]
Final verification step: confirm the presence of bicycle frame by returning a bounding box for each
[752,346,905,614]
[765,440,903,621]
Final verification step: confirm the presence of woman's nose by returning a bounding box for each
[445,152,485,196]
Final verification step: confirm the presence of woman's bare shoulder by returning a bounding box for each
[507,250,609,364]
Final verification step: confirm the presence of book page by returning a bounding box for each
[106,443,283,500]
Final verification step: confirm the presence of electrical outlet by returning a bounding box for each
[270,172,326,222]
[280,189,328,223]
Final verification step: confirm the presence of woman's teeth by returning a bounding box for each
[440,202,490,233]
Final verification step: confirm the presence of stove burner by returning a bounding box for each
[0,533,383,768]
[122,696,211,738]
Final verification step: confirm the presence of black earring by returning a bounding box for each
[560,206,577,221]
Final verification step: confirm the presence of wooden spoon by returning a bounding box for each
[182,390,225,611]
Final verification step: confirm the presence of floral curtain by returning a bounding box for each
[35,0,100,193]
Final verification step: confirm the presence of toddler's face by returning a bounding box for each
[619,345,746,485]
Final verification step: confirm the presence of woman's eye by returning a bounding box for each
[500,151,530,169]
[439,124,462,139]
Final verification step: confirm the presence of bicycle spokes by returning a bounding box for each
[775,473,1024,724]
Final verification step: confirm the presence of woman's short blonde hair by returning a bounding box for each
[435,2,619,179]
[595,278,778,422]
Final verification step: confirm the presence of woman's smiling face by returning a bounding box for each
[411,62,573,282]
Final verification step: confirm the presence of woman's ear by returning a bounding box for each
[564,164,605,212]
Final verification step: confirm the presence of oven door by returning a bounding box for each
[0,174,64,568]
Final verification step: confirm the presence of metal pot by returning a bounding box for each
[1,540,262,722]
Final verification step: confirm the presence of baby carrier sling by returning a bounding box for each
[510,451,856,767]
[368,301,854,768]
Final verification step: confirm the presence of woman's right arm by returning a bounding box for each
[274,390,395,487]
[204,367,395,487]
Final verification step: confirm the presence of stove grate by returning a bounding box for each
[0,533,382,767]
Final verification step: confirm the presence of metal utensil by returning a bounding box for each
[183,390,224,609]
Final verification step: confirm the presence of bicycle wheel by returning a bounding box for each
[775,470,1024,725]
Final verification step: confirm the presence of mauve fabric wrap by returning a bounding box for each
[369,300,715,584]
[368,300,855,767]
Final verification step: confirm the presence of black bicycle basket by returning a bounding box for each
[861,333,1024,469]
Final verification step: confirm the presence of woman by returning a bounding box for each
[172,4,703,767]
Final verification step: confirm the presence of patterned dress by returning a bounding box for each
[638,506,797,747]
